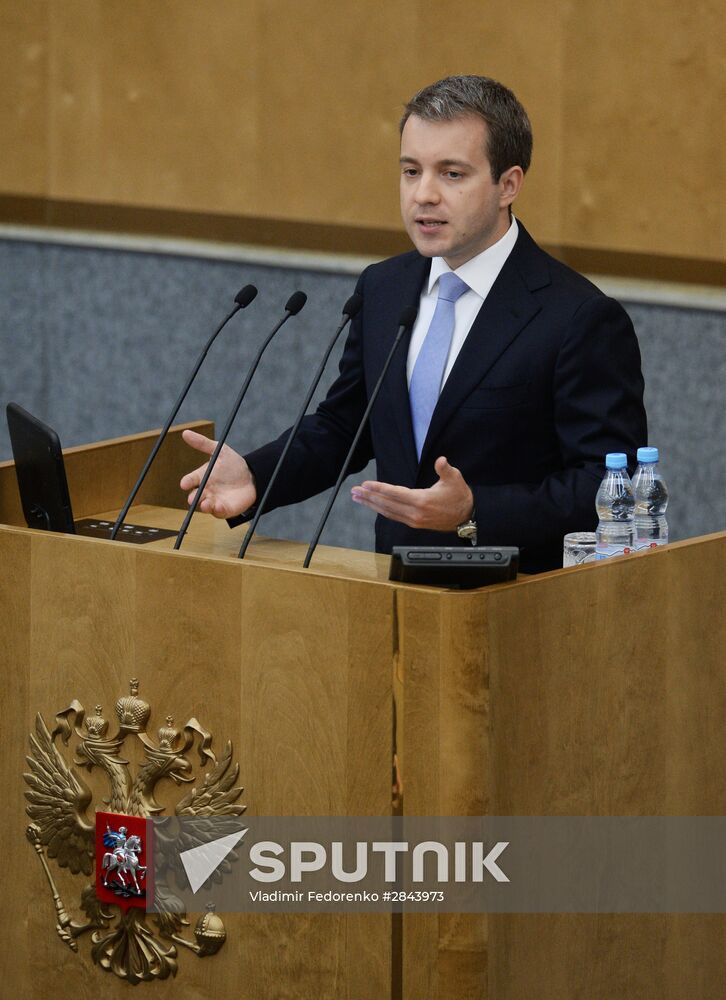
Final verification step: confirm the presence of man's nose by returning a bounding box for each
[414,172,441,205]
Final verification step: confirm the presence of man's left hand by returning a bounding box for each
[351,456,473,532]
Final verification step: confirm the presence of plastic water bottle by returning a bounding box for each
[595,452,634,559]
[632,446,669,550]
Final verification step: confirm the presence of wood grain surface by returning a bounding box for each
[397,536,726,999]
[1,427,725,998]
[0,522,393,998]
[1,0,723,267]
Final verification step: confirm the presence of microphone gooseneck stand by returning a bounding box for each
[237,292,363,559]
[302,304,418,568]
[110,284,258,540]
[174,291,307,550]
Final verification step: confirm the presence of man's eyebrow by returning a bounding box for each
[398,156,473,169]
[437,158,474,169]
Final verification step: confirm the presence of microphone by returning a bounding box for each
[110,284,258,540]
[302,304,417,568]
[237,292,363,559]
[174,290,307,550]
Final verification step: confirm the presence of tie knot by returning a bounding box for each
[436,271,469,304]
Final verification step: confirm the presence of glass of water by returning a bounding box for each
[563,531,597,567]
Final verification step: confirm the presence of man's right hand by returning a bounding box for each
[179,429,256,519]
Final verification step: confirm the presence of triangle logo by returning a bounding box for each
[180,828,248,893]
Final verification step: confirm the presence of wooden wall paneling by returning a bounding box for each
[561,1,726,260]
[3,0,724,268]
[3,0,569,237]
[405,0,565,247]
[253,0,404,228]
[47,0,259,213]
[0,0,49,196]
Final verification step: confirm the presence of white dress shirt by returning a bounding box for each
[406,217,519,387]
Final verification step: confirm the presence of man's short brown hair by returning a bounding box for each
[401,75,533,181]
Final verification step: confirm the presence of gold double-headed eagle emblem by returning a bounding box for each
[24,679,245,985]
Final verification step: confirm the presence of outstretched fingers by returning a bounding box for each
[350,457,473,532]
[182,428,218,455]
[351,482,423,526]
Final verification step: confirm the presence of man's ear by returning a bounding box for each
[499,165,524,208]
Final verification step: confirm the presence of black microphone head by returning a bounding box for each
[397,305,418,329]
[234,284,258,308]
[342,292,363,319]
[285,291,307,315]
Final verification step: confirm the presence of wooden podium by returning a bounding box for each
[1,424,724,999]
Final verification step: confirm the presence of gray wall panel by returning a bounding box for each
[625,302,725,542]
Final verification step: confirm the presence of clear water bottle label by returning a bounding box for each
[595,542,634,560]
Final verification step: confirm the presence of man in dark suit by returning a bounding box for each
[181,76,646,573]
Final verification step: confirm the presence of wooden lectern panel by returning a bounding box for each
[0,525,394,999]
[1,424,395,998]
[398,534,726,999]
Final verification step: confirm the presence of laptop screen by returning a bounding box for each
[6,402,76,533]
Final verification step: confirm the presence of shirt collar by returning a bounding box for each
[427,216,519,297]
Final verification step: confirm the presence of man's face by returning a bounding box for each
[399,114,513,269]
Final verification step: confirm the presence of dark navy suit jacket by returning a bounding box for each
[244,224,647,573]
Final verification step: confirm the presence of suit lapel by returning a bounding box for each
[378,254,430,483]
[419,227,549,468]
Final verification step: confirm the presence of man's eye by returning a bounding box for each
[445,171,463,180]
[402,168,418,177]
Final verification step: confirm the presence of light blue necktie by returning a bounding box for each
[409,271,469,459]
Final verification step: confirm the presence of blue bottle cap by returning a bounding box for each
[637,446,659,463]
[605,452,628,469]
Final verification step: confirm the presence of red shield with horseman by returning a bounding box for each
[95,811,152,912]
